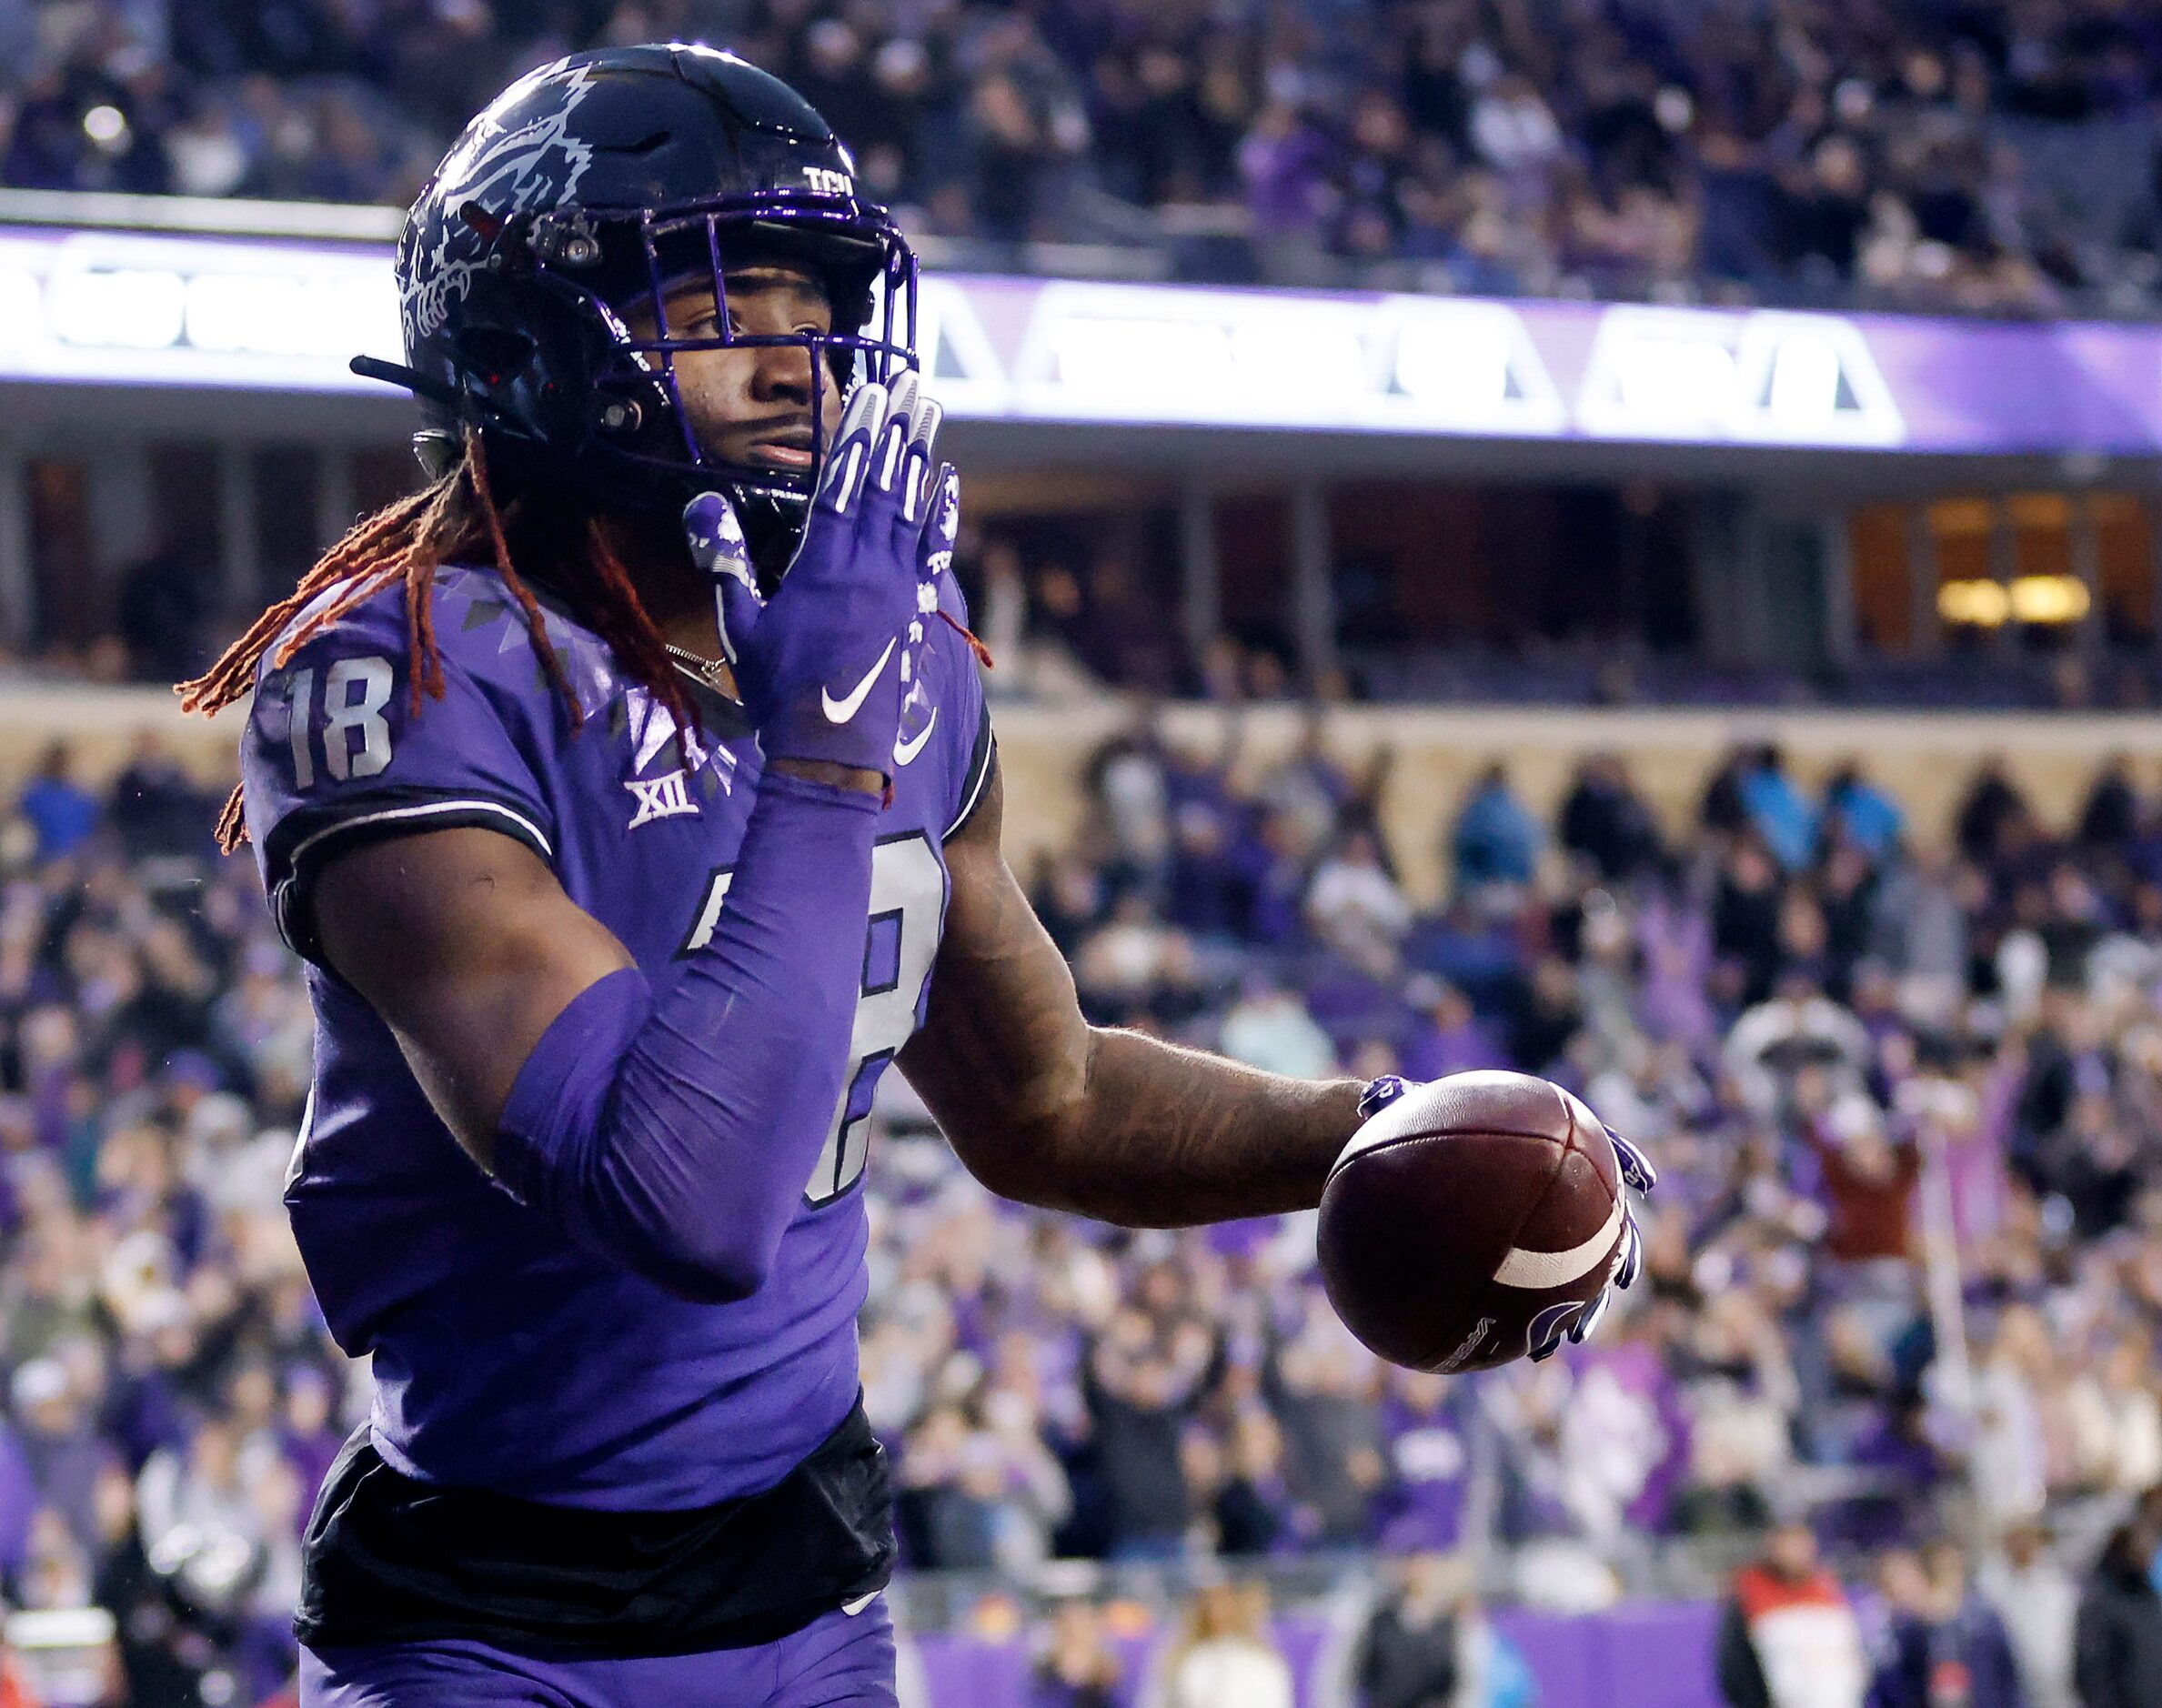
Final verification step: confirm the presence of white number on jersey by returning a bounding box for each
[681,831,945,1205]
[286,657,394,787]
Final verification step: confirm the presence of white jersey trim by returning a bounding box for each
[286,798,556,870]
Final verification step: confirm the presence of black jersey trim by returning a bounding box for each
[266,792,555,967]
[943,702,995,840]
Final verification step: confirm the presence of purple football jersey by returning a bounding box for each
[1377,1384,1473,1553]
[240,564,990,1511]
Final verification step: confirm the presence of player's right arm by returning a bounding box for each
[304,789,875,1160]
[310,829,630,1162]
[305,769,871,1308]
[257,378,945,1304]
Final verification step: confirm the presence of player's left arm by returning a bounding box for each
[899,755,1363,1225]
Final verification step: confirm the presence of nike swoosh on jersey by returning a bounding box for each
[820,638,897,724]
[892,706,938,767]
[841,1592,878,1617]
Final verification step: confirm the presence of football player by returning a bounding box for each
[180,45,1650,1708]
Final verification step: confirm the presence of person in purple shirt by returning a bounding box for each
[1375,1371,1475,1555]
[1399,979,1509,1083]
[178,45,1646,1708]
[276,1367,345,1535]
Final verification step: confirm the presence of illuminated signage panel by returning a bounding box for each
[0,223,2152,455]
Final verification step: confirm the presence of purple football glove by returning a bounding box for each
[1530,1122,1657,1361]
[1358,1075,1656,1365]
[682,371,948,779]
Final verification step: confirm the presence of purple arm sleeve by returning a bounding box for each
[492,769,879,1302]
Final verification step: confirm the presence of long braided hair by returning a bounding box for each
[177,427,699,854]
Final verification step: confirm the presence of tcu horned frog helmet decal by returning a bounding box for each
[376,43,920,547]
[401,65,600,342]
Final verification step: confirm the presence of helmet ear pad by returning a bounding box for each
[449,281,686,510]
[451,325,537,389]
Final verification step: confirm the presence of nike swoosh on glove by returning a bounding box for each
[683,371,947,780]
[1530,1121,1658,1362]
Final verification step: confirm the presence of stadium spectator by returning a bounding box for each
[106,731,208,864]
[1804,1093,1919,1266]
[1448,765,1543,897]
[1307,831,1413,963]
[15,745,96,864]
[1823,764,1906,865]
[1087,1264,1213,1563]
[1865,1539,2025,1708]
[1956,759,2032,868]
[1353,1552,1468,1708]
[1028,1598,1123,1708]
[2073,1509,2162,1708]
[1161,1580,1292,1708]
[2076,758,2142,853]
[1219,980,1337,1081]
[1398,980,1508,1085]
[1980,1517,2079,1708]
[1271,1289,1384,1549]
[11,1358,106,1562]
[1557,754,1663,885]
[1715,1520,1869,1708]
[0,1647,35,1708]
[1188,1404,1289,1561]
[1869,845,1971,1018]
[1737,748,1818,874]
[1672,1291,1799,1542]
[1711,838,1786,1009]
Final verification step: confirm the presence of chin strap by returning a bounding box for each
[722,483,810,591]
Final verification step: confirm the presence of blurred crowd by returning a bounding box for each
[6,0,2162,315]
[0,737,322,1705]
[1714,1503,2162,1708]
[869,722,2162,1580]
[7,715,2162,1701]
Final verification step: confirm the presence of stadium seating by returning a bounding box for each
[3,686,2157,1699]
[5,2,2161,314]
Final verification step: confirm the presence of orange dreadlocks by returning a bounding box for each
[177,428,698,855]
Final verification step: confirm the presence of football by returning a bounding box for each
[1317,1071,1626,1373]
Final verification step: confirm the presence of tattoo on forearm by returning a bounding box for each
[1053,1028,1365,1225]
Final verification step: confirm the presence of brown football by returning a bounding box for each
[1316,1070,1624,1372]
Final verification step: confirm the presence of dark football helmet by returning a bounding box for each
[369,43,918,560]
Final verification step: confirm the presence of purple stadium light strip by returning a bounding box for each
[0,222,2158,457]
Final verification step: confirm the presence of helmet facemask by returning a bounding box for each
[530,192,919,569]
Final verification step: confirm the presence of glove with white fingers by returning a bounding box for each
[1346,1074,1659,1368]
[1532,1121,1656,1361]
[682,372,950,780]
